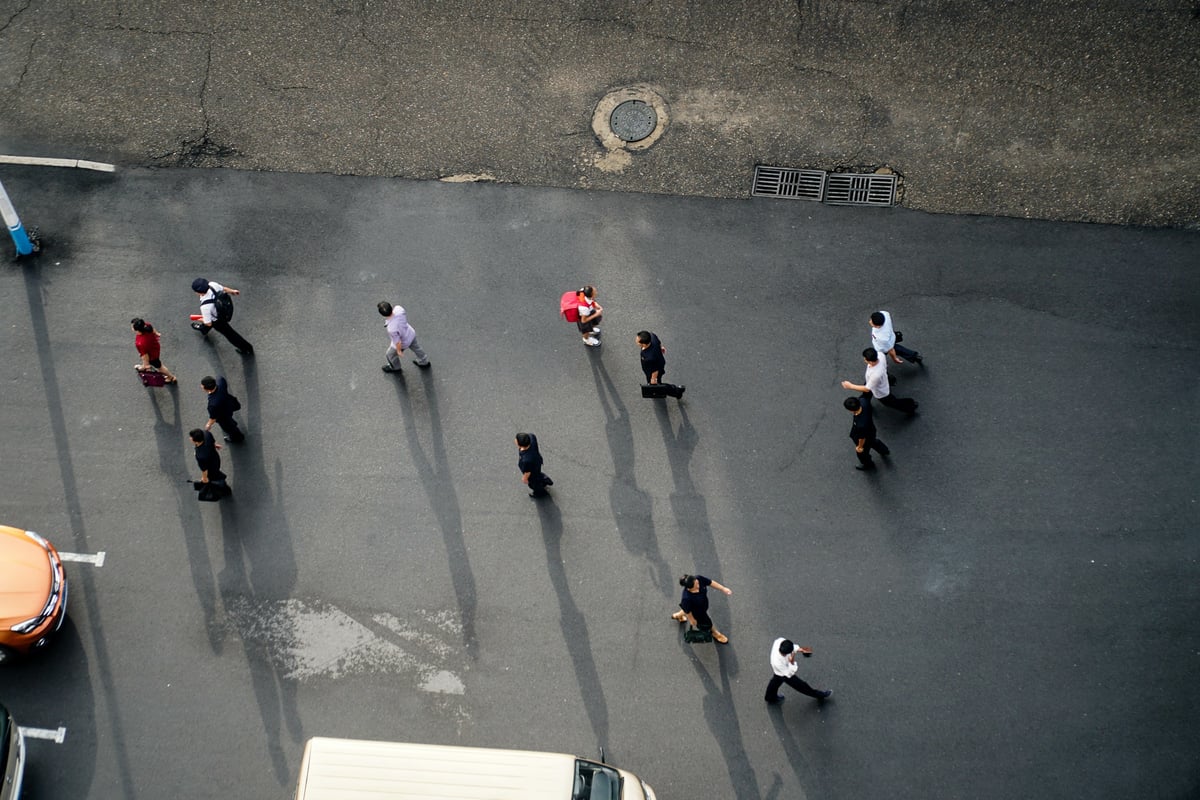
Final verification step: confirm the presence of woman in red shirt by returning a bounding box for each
[131,318,177,384]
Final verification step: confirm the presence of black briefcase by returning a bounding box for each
[641,383,672,399]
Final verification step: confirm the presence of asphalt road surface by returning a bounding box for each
[1,165,1198,800]
[1,0,1198,227]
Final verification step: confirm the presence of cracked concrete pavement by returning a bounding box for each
[0,1,1198,224]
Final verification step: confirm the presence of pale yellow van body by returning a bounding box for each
[294,737,656,800]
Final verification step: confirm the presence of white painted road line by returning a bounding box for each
[59,551,106,566]
[18,726,67,743]
[0,154,116,172]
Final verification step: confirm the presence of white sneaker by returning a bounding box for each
[584,337,601,347]
[590,326,600,333]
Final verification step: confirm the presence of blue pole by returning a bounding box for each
[0,180,34,256]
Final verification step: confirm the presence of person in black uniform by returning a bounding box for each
[636,331,685,399]
[671,574,731,643]
[845,395,889,470]
[201,375,245,443]
[515,432,553,498]
[189,428,231,499]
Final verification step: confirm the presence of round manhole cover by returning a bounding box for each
[609,100,658,143]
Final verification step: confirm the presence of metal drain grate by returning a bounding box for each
[823,173,896,206]
[753,166,897,207]
[752,166,826,201]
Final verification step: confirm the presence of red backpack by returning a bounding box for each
[560,291,580,323]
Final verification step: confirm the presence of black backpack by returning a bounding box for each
[202,290,234,322]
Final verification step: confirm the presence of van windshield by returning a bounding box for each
[572,759,621,800]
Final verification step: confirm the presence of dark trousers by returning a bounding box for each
[765,673,824,701]
[577,314,602,335]
[878,392,917,414]
[214,416,244,442]
[528,472,552,496]
[855,437,890,467]
[204,320,253,352]
[895,342,920,361]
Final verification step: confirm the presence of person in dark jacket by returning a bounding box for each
[189,428,231,499]
[671,574,731,643]
[845,395,889,470]
[515,432,553,498]
[201,375,245,443]
[636,331,685,399]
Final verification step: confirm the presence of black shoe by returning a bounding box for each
[912,354,924,365]
[382,365,401,373]
[855,464,876,471]
[818,690,832,700]
[191,321,205,331]
[415,361,432,369]
[543,477,554,486]
[766,695,785,704]
[236,347,254,356]
[676,385,686,399]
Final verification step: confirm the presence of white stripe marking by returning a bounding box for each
[19,726,66,743]
[59,551,105,566]
[0,155,116,172]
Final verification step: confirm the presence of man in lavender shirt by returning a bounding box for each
[378,301,431,373]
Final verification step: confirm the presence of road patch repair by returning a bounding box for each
[589,85,670,174]
[222,597,465,693]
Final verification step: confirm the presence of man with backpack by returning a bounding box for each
[191,278,254,355]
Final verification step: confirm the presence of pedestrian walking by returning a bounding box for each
[201,375,245,443]
[190,278,254,355]
[841,347,918,415]
[671,574,731,644]
[515,432,554,498]
[189,428,231,500]
[637,331,685,399]
[870,310,923,366]
[764,637,831,703]
[576,285,603,347]
[845,395,889,471]
[377,301,431,373]
[131,318,177,384]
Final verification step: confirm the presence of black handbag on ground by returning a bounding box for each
[683,626,713,644]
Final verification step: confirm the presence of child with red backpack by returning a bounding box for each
[560,285,603,347]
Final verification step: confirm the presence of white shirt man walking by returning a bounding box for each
[765,637,831,703]
[869,310,924,366]
[841,347,919,415]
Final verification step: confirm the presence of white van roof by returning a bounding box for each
[296,737,579,800]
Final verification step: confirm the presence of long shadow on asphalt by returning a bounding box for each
[149,385,226,652]
[536,497,611,752]
[590,357,672,594]
[21,262,138,799]
[391,368,479,660]
[681,640,759,800]
[656,401,726,594]
[214,356,303,787]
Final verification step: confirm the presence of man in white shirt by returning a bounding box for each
[870,310,923,366]
[765,637,831,703]
[842,347,918,415]
[190,278,254,355]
